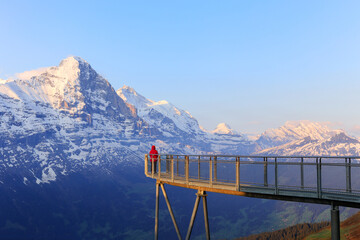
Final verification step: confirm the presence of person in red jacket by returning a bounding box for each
[149,145,159,173]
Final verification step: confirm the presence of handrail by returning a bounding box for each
[153,154,360,159]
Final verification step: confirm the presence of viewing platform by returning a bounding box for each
[145,154,360,240]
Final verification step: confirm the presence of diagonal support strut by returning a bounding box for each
[185,190,210,240]
[160,184,182,240]
[155,182,182,240]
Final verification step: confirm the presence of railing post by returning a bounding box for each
[166,155,170,174]
[176,155,179,176]
[317,158,322,198]
[236,157,240,191]
[301,157,304,189]
[185,156,189,184]
[171,155,174,182]
[209,157,213,187]
[198,156,201,180]
[145,154,149,176]
[275,157,278,194]
[346,158,352,193]
[158,154,161,179]
[214,156,217,182]
[264,157,268,187]
[349,158,352,193]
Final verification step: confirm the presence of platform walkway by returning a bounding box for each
[145,154,360,240]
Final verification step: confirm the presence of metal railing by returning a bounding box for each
[145,154,360,205]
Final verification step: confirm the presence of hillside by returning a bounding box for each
[236,211,360,240]
[305,211,360,240]
[236,221,330,240]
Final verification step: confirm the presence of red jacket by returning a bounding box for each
[149,145,158,162]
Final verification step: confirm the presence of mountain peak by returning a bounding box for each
[212,123,238,135]
[0,56,136,119]
[12,56,88,82]
[59,56,88,67]
[117,86,153,108]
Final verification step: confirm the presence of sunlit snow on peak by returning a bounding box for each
[212,123,238,135]
[15,68,49,80]
[60,56,88,66]
[152,100,169,106]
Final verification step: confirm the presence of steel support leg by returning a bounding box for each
[331,203,340,240]
[160,184,182,240]
[185,193,201,240]
[155,183,159,240]
[202,192,210,240]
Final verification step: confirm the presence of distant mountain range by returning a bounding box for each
[1,56,359,184]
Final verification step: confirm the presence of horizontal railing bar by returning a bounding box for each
[157,158,360,167]
[159,154,360,159]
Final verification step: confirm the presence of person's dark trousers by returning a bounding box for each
[151,161,157,173]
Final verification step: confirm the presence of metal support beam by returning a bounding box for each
[185,192,201,240]
[155,183,159,240]
[185,190,210,240]
[331,203,340,240]
[202,191,210,240]
[160,184,182,240]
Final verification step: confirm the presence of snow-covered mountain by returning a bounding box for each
[117,85,205,138]
[255,121,360,156]
[257,132,360,156]
[0,56,257,184]
[256,120,342,149]
[212,123,239,135]
[117,86,257,154]
[0,57,154,183]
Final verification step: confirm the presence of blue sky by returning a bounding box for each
[1,1,360,135]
